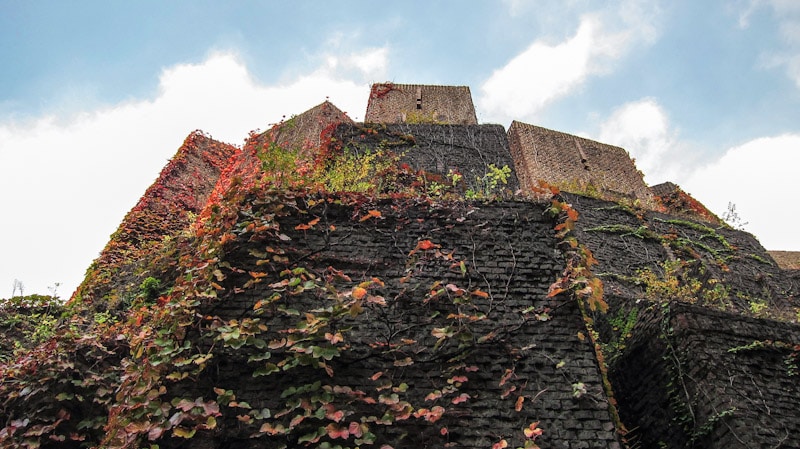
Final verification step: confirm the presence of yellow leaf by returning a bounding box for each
[173,427,196,438]
[203,416,217,430]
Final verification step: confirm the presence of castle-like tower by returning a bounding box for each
[365,83,477,125]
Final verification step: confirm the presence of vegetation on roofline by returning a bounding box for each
[0,122,544,449]
[0,294,64,364]
[2,111,792,449]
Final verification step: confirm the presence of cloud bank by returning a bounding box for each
[480,2,661,124]
[597,98,684,184]
[741,0,800,87]
[0,48,386,297]
[594,95,800,250]
[683,134,800,250]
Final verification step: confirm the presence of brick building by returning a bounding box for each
[365,83,478,125]
[508,121,654,204]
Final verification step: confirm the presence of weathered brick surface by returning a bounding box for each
[649,182,722,225]
[612,303,800,449]
[565,193,799,314]
[173,199,620,448]
[274,101,352,152]
[365,84,478,125]
[151,192,800,449]
[72,131,237,303]
[333,123,520,194]
[562,193,800,449]
[769,250,800,270]
[508,121,653,204]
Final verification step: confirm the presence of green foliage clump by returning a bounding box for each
[403,110,444,124]
[139,276,163,301]
[635,260,729,306]
[601,307,639,364]
[258,141,303,188]
[317,147,399,194]
[465,164,512,199]
[0,294,63,362]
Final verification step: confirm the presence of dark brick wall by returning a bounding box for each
[564,193,799,314]
[173,199,620,449]
[612,303,800,449]
[333,123,520,194]
[562,193,800,448]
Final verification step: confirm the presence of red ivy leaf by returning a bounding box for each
[451,393,470,404]
[524,422,543,439]
[295,217,320,231]
[417,240,435,251]
[492,439,508,449]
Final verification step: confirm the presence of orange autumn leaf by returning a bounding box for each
[451,393,470,404]
[448,375,468,384]
[524,422,543,439]
[352,286,368,300]
[425,390,443,401]
[471,289,490,299]
[515,395,525,411]
[295,217,320,231]
[326,423,349,439]
[359,209,382,222]
[566,207,579,221]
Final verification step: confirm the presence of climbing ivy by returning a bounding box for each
[0,122,553,449]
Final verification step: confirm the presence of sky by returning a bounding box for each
[1,0,799,298]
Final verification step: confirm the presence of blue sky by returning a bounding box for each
[2,0,800,297]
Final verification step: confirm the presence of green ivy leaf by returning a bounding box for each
[253,363,280,377]
[311,345,340,361]
[172,427,196,438]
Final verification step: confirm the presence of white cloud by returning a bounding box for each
[480,2,661,124]
[743,0,800,87]
[597,97,800,251]
[597,98,684,184]
[479,17,598,122]
[683,134,800,250]
[736,0,762,28]
[0,48,385,297]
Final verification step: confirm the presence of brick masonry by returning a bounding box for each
[768,251,800,270]
[508,121,653,204]
[365,84,478,125]
[613,302,800,449]
[167,199,621,449]
[33,88,800,449]
[563,193,800,449]
[333,123,520,194]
